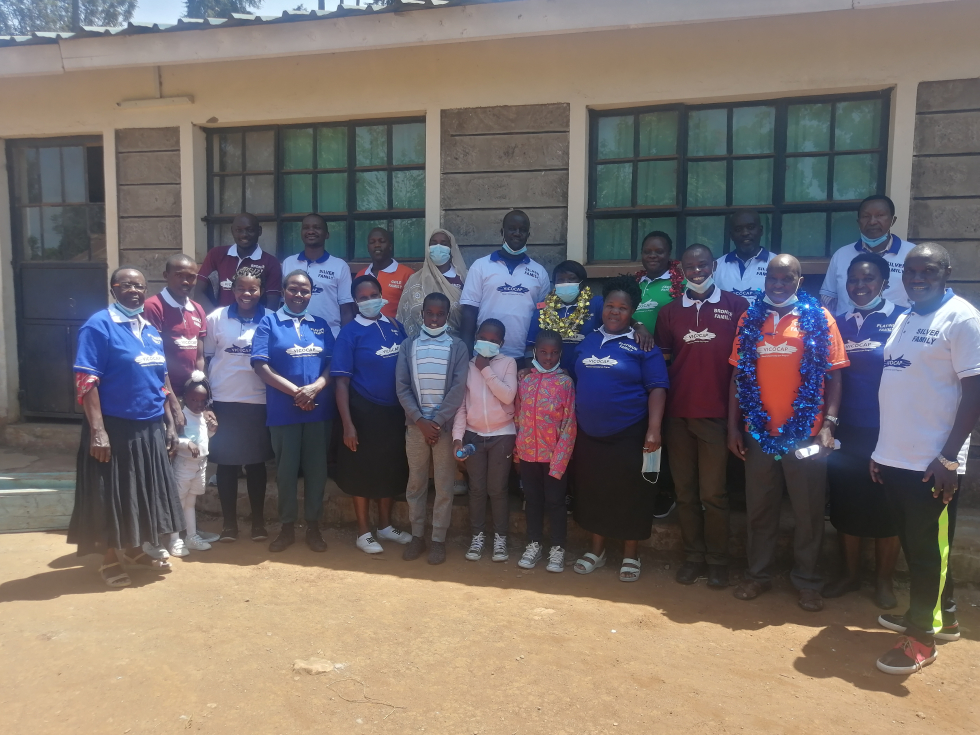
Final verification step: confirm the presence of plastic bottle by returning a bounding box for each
[456,443,476,459]
[794,439,841,459]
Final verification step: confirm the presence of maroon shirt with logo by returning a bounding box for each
[143,290,208,397]
[654,288,749,419]
[197,244,283,308]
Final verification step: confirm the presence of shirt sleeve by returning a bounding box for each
[203,311,218,358]
[195,303,208,338]
[536,270,552,303]
[950,312,980,378]
[729,314,747,367]
[481,356,518,405]
[74,318,110,376]
[337,262,354,306]
[329,326,355,377]
[825,312,850,370]
[642,346,670,390]
[197,247,218,281]
[653,303,673,352]
[142,296,165,332]
[264,256,283,296]
[249,315,273,364]
[526,307,543,347]
[820,249,843,299]
[549,376,577,479]
[459,260,483,308]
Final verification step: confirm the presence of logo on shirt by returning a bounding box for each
[497,283,530,295]
[757,342,797,357]
[683,329,716,344]
[285,344,323,357]
[310,327,325,336]
[311,283,324,295]
[220,279,233,291]
[581,355,618,367]
[224,345,252,355]
[174,336,198,350]
[191,316,202,327]
[913,328,941,346]
[135,352,166,367]
[884,354,912,369]
[844,339,882,353]
[315,269,335,281]
[617,341,639,352]
[732,288,759,299]
[148,334,163,344]
[636,299,660,312]
[375,344,400,358]
[712,309,733,321]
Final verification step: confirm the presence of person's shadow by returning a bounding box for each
[793,624,913,695]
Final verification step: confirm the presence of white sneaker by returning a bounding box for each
[356,532,384,554]
[169,537,188,557]
[197,530,220,543]
[546,546,566,573]
[376,525,411,545]
[185,534,212,552]
[518,541,542,569]
[465,532,485,561]
[142,541,170,560]
[492,533,509,563]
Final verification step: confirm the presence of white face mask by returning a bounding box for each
[686,275,714,295]
[358,298,387,319]
[473,340,500,358]
[502,241,527,256]
[421,323,449,337]
[532,357,560,374]
[554,283,581,303]
[429,244,452,267]
[763,284,800,308]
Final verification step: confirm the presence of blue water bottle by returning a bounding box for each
[456,443,476,459]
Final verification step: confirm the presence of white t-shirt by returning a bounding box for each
[177,406,210,459]
[281,250,353,337]
[714,248,776,301]
[203,305,267,405]
[820,236,915,312]
[459,251,551,358]
[873,290,980,474]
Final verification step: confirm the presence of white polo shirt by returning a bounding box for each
[459,251,551,358]
[281,250,354,337]
[203,304,267,405]
[714,247,775,301]
[821,235,915,311]
[873,290,980,474]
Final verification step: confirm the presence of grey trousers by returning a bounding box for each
[666,416,730,566]
[405,424,457,543]
[464,431,515,536]
[744,433,827,590]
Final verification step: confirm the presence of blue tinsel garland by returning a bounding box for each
[734,290,832,460]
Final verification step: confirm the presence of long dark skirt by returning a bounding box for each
[209,401,273,466]
[828,423,898,538]
[336,388,409,499]
[68,415,184,556]
[572,418,655,540]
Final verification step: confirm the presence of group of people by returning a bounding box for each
[69,196,979,677]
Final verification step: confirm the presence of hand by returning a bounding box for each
[475,355,492,371]
[90,428,111,463]
[204,410,218,434]
[633,323,655,352]
[453,439,467,464]
[643,430,661,453]
[188,441,200,459]
[416,419,440,444]
[924,458,958,504]
[728,426,746,460]
[816,426,836,457]
[166,425,178,458]
[870,459,882,484]
[517,367,532,381]
[172,405,187,432]
[294,383,321,409]
[343,423,358,452]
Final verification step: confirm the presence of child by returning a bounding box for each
[515,330,577,572]
[453,319,518,562]
[170,372,219,556]
[395,292,470,565]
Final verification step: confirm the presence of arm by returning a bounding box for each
[927,374,980,502]
[481,357,518,405]
[335,376,358,451]
[264,258,283,310]
[395,344,424,425]
[549,380,577,479]
[460,304,478,352]
[632,321,656,352]
[81,386,111,463]
[194,279,217,313]
[645,387,666,452]
[293,364,330,411]
[163,375,179,453]
[816,369,842,452]
[340,302,356,327]
[253,361,301,399]
[727,373,746,460]
[451,393,468,445]
[195,336,206,372]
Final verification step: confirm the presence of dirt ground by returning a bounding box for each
[1,526,978,735]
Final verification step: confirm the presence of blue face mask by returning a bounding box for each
[763,291,799,308]
[358,298,387,319]
[532,358,560,374]
[473,340,500,358]
[502,241,527,256]
[283,304,308,319]
[429,244,452,267]
[861,232,890,249]
[554,283,581,303]
[113,302,144,318]
[856,285,885,311]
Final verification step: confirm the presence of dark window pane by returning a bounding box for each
[217,132,243,172]
[593,218,632,260]
[53,205,91,261]
[89,206,107,262]
[392,169,425,210]
[636,160,676,207]
[281,220,303,259]
[62,147,86,203]
[256,220,277,253]
[687,109,727,157]
[354,219,388,259]
[636,217,677,252]
[244,174,274,214]
[356,126,387,167]
[23,148,41,204]
[835,100,881,151]
[283,128,314,171]
[732,158,773,206]
[215,176,242,214]
[22,207,42,260]
[356,171,388,211]
[833,153,878,200]
[830,210,861,249]
[317,127,347,169]
[245,130,275,171]
[781,212,826,257]
[282,174,313,214]
[785,156,829,202]
[596,163,632,208]
[732,106,775,155]
[597,116,634,160]
[325,220,347,259]
[394,218,426,259]
[317,173,347,214]
[686,215,727,251]
[687,160,726,207]
[86,146,105,203]
[393,123,425,165]
[787,103,831,153]
[638,111,677,157]
[213,223,233,250]
[39,147,62,203]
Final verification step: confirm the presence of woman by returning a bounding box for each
[203,266,273,544]
[570,275,670,582]
[526,260,603,372]
[332,274,411,554]
[633,231,685,335]
[823,252,903,609]
[251,270,335,553]
[396,229,469,339]
[69,267,183,587]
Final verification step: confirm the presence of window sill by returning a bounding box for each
[585,257,831,278]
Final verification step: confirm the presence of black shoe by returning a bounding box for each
[250,524,269,542]
[821,576,861,598]
[402,536,426,561]
[652,491,676,519]
[427,541,447,565]
[675,561,707,585]
[269,523,295,553]
[305,522,327,553]
[707,564,729,589]
[219,525,239,543]
[879,613,960,642]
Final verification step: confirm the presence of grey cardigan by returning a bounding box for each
[395,334,470,430]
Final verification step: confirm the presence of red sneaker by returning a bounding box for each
[876,636,937,675]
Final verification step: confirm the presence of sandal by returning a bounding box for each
[121,551,172,572]
[619,557,641,583]
[573,551,606,575]
[733,580,772,600]
[99,562,131,588]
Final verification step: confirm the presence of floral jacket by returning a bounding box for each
[515,369,577,479]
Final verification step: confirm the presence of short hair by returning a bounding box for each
[682,243,713,259]
[165,253,196,272]
[110,266,144,284]
[423,292,451,311]
[502,209,530,227]
[232,265,266,290]
[368,226,393,244]
[640,230,673,252]
[848,252,891,282]
[859,194,896,217]
[351,274,382,299]
[534,329,564,350]
[552,259,587,283]
[283,269,312,289]
[183,372,213,405]
[909,242,951,270]
[303,213,328,227]
[602,274,642,311]
[477,318,506,340]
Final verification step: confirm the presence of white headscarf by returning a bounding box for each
[396,229,468,339]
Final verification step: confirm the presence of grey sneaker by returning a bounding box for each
[465,532,485,561]
[546,546,566,573]
[492,533,509,563]
[518,541,542,569]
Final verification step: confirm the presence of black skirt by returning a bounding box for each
[335,388,409,499]
[68,415,184,556]
[828,423,898,538]
[572,418,655,540]
[209,401,274,466]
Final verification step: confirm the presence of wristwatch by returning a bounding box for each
[937,454,960,471]
[823,415,839,427]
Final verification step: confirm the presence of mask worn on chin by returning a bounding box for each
[686,275,714,295]
[283,305,308,319]
[357,298,387,319]
[763,292,799,308]
[422,323,449,337]
[554,283,581,303]
[502,241,527,256]
[428,244,452,267]
[861,232,891,249]
[532,358,560,374]
[473,340,500,358]
[857,285,885,311]
[113,302,144,318]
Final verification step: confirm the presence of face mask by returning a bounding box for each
[861,232,890,249]
[429,244,452,267]
[422,323,449,337]
[113,302,144,318]
[358,298,387,319]
[473,340,500,358]
[641,448,662,485]
[763,292,799,308]
[686,275,714,295]
[532,357,560,374]
[283,304,308,319]
[554,283,581,303]
[502,241,527,256]
[857,285,885,311]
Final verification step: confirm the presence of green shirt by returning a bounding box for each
[633,275,677,332]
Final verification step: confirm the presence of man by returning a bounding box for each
[714,211,775,301]
[459,210,551,361]
[727,254,849,612]
[196,212,282,311]
[655,244,748,589]
[356,226,415,321]
[870,242,980,675]
[281,214,355,337]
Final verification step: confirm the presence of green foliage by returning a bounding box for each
[184,0,263,18]
[0,0,137,35]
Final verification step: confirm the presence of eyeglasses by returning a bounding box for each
[112,282,147,293]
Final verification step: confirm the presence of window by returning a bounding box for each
[206,118,426,261]
[587,91,890,262]
[7,138,106,262]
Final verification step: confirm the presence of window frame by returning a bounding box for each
[204,116,426,262]
[587,89,891,263]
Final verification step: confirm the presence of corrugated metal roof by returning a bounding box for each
[0,0,505,48]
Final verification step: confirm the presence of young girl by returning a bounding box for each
[170,372,219,556]
[515,330,577,572]
[453,319,517,562]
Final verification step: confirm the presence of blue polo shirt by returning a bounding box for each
[571,327,669,437]
[330,315,406,406]
[74,305,168,421]
[526,293,603,371]
[836,301,904,429]
[250,308,334,426]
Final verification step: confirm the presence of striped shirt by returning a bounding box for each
[413,332,452,419]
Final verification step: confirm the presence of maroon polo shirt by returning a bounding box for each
[198,243,283,308]
[143,290,208,397]
[654,287,749,419]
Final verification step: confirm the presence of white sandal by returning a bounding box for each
[99,561,131,588]
[619,557,641,583]
[573,551,606,575]
[121,551,172,571]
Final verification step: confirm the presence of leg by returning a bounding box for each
[181,492,197,538]
[666,417,706,564]
[466,433,490,535]
[874,535,901,609]
[741,434,785,588]
[377,497,394,529]
[941,487,959,625]
[269,424,302,525]
[300,421,328,523]
[429,429,457,543]
[404,425,433,539]
[822,533,862,598]
[693,419,731,567]
[352,497,371,537]
[484,435,516,537]
[542,469,568,548]
[216,464,240,529]
[520,460,547,544]
[780,451,828,592]
[244,462,268,534]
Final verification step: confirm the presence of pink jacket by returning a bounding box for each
[516,369,576,479]
[452,356,518,440]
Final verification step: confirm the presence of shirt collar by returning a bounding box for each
[354,314,391,327]
[490,250,530,266]
[724,247,769,265]
[682,286,722,307]
[908,288,955,316]
[108,303,148,329]
[228,302,265,322]
[297,249,330,264]
[854,235,902,256]
[227,243,263,260]
[639,271,672,284]
[419,329,451,343]
[598,325,635,346]
[275,306,315,324]
[161,287,194,312]
[846,299,896,321]
[364,259,399,276]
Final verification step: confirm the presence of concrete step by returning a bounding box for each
[0,472,76,533]
[1,422,81,453]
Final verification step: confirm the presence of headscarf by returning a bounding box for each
[397,229,469,339]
